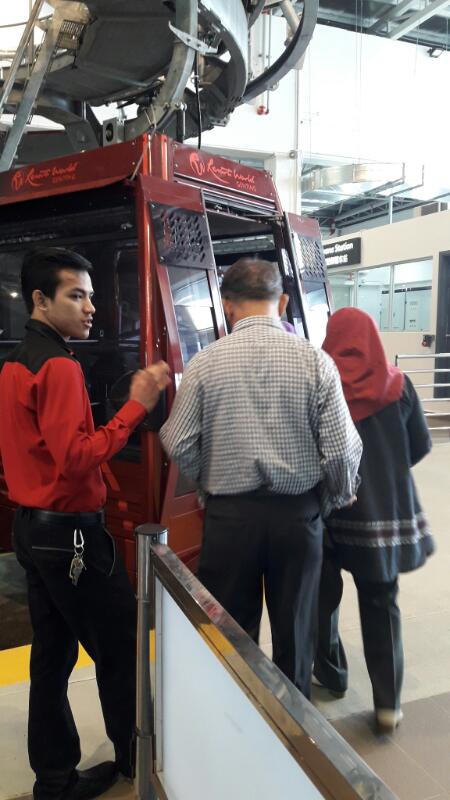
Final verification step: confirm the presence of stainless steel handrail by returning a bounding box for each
[395,352,450,434]
[404,369,450,373]
[396,352,450,359]
[135,524,399,800]
[135,524,168,800]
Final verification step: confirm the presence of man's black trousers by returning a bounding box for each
[198,490,323,698]
[13,506,136,799]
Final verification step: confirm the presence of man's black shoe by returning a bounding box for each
[62,761,118,800]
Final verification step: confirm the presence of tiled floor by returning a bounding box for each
[263,443,450,800]
[1,442,449,800]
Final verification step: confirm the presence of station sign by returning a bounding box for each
[323,237,361,268]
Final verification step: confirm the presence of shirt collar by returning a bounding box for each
[232,316,283,333]
[25,319,73,355]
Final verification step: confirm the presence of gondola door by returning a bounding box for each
[139,175,225,567]
[280,213,333,347]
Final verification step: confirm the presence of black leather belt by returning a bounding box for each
[31,509,105,526]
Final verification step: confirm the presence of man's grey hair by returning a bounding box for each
[221,258,283,302]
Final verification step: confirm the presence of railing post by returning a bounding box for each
[135,524,169,800]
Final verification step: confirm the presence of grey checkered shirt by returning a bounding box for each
[160,316,362,513]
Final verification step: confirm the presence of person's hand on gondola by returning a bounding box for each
[130,361,171,412]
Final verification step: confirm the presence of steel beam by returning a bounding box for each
[314,7,450,46]
[388,0,450,38]
[367,0,450,13]
[279,0,301,32]
[125,0,197,139]
[0,13,67,171]
[244,0,318,102]
[0,0,45,117]
[369,0,418,33]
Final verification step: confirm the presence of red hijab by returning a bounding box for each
[322,307,404,421]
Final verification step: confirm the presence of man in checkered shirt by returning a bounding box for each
[160,258,362,697]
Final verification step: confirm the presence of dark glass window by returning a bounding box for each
[72,242,141,462]
[0,251,28,343]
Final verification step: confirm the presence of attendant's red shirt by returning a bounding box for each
[0,320,146,512]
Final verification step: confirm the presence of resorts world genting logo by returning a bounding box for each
[188,151,257,193]
[11,161,79,192]
[189,151,207,178]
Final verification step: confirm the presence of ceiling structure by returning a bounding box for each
[0,1,449,230]
[271,0,450,231]
[0,0,317,172]
[300,158,450,232]
[320,0,450,52]
[281,0,450,52]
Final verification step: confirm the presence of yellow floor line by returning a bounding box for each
[0,645,93,688]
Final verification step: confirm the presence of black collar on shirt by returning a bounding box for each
[25,319,74,355]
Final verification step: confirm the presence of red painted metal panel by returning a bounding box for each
[287,213,321,239]
[140,172,204,213]
[171,140,279,207]
[135,151,160,525]
[122,538,138,574]
[149,133,170,181]
[0,138,146,206]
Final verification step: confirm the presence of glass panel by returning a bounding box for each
[293,318,306,337]
[356,266,391,331]
[303,282,330,347]
[167,267,216,365]
[72,243,142,462]
[0,251,28,342]
[306,286,328,309]
[393,260,432,332]
[117,248,141,342]
[391,288,405,332]
[168,267,212,307]
[329,272,355,310]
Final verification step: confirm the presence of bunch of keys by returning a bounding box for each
[69,528,86,587]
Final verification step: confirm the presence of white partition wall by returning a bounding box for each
[135,533,399,800]
[158,582,323,800]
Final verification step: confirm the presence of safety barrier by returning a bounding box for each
[395,352,450,435]
[135,523,399,800]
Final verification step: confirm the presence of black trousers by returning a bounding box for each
[12,507,137,799]
[198,491,323,698]
[314,552,403,711]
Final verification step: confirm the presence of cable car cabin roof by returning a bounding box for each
[0,135,281,218]
[0,138,144,207]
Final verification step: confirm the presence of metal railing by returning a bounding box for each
[135,523,399,800]
[395,352,450,434]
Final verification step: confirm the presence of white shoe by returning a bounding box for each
[375,708,403,733]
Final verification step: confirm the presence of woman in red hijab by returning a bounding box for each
[313,308,434,733]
